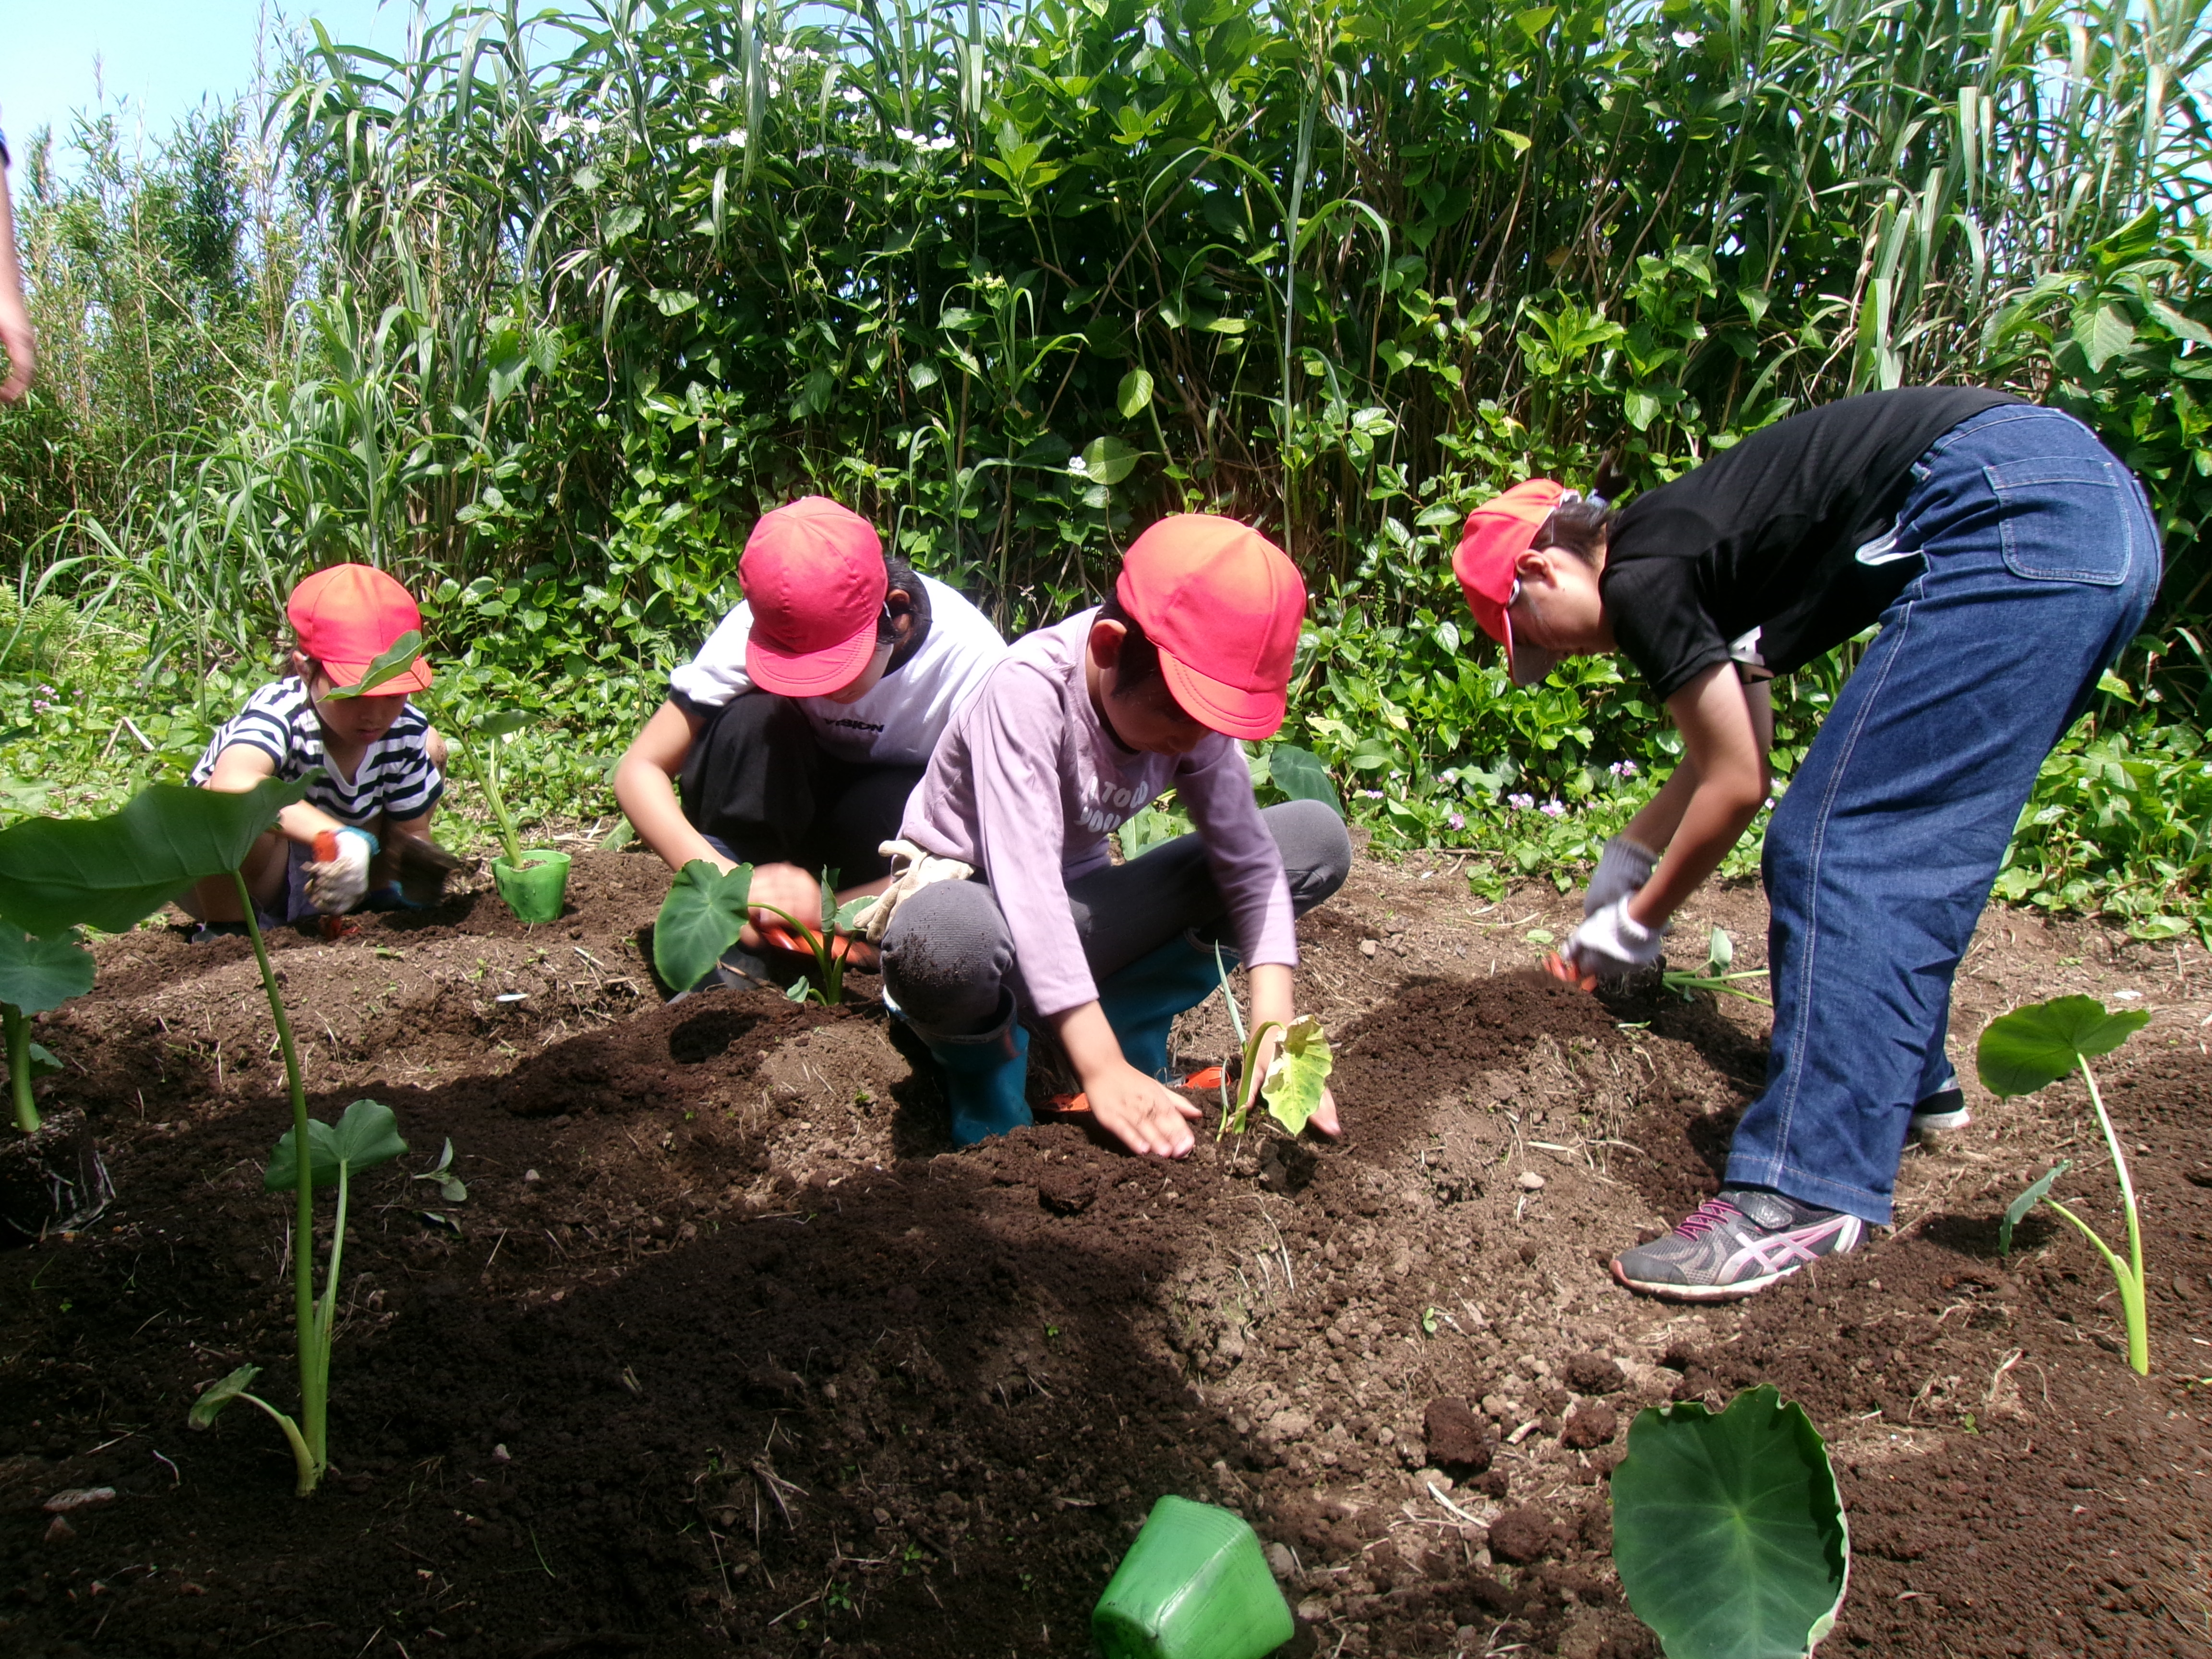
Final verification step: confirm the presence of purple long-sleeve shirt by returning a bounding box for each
[897,609,1297,1017]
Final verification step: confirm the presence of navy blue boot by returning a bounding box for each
[1095,932,1238,1082]
[915,994,1033,1147]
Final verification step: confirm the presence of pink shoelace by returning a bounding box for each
[1671,1197,1745,1239]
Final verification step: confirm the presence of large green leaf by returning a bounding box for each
[321,630,423,700]
[0,777,311,938]
[652,859,755,993]
[1976,996,2150,1098]
[1611,1385,1849,1659]
[1115,367,1155,419]
[264,1099,409,1193]
[1267,743,1343,817]
[0,923,96,1014]
[1262,1015,1334,1135]
[1078,435,1139,485]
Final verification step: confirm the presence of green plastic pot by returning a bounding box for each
[1093,1496,1294,1659]
[491,849,571,924]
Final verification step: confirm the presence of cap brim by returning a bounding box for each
[1502,611,1562,688]
[747,620,881,697]
[324,657,434,696]
[1158,651,1286,742]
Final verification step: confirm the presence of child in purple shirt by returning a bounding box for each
[880,515,1352,1155]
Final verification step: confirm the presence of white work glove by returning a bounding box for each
[1584,834,1659,915]
[305,828,377,915]
[848,840,975,942]
[1562,895,1669,979]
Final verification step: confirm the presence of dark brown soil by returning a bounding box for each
[2,849,2208,1659]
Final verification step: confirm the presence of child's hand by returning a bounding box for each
[743,860,823,941]
[1084,1059,1201,1159]
[305,828,375,914]
[1241,1033,1344,1139]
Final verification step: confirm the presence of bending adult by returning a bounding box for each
[1452,388,2160,1299]
[613,496,1005,980]
[0,121,36,402]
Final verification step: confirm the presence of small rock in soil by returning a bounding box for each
[1516,1170,1546,1190]
[1562,1352,1625,1394]
[43,1517,75,1545]
[1422,1396,1495,1472]
[1560,1402,1618,1449]
[1359,939,1378,957]
[1486,1506,1558,1565]
[42,1487,117,1513]
[1265,1541,1297,1581]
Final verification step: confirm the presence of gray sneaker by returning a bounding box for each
[1613,1190,1863,1301]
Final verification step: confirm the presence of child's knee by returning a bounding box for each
[1268,798,1353,907]
[881,881,1010,1030]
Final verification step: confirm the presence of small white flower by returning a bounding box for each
[892,126,919,144]
[840,86,866,104]
[1672,28,1701,47]
[686,134,707,152]
[707,74,730,96]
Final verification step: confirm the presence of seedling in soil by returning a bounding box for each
[462,709,536,871]
[191,1099,409,1494]
[1611,1384,1849,1659]
[1210,946,1334,1137]
[0,922,92,1133]
[1662,926,1772,1007]
[1979,994,2152,1375]
[654,859,872,1004]
[413,1137,468,1203]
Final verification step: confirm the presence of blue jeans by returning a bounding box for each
[1727,404,2161,1223]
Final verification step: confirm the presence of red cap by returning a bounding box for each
[1453,479,1567,688]
[288,564,433,694]
[1115,515,1306,741]
[739,497,887,696]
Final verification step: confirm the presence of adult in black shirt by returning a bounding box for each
[1451,390,2161,1300]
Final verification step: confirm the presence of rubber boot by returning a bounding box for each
[915,994,1033,1147]
[1095,932,1238,1082]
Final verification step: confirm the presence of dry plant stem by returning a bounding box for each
[231,869,327,1491]
[2047,1053,2150,1375]
[3,1003,36,1133]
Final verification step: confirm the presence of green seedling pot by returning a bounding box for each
[1092,1495,1294,1659]
[492,850,571,924]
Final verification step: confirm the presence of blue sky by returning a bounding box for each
[5,1,428,170]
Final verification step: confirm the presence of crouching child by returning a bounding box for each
[181,564,451,938]
[878,515,1352,1155]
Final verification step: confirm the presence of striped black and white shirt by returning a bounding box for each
[191,677,444,827]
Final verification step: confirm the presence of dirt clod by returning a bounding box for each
[1423,1395,1496,1472]
[1487,1506,1560,1564]
[1563,1352,1626,1394]
[1561,1401,1619,1449]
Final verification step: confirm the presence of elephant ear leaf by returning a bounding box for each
[1998,1159,2072,1257]
[1977,995,2149,1098]
[0,777,312,938]
[1262,1015,1334,1135]
[1611,1384,1850,1659]
[188,1363,263,1430]
[1266,743,1344,817]
[264,1100,408,1192]
[321,631,422,700]
[0,923,96,1013]
[652,860,755,994]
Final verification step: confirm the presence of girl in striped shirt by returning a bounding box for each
[182,565,450,937]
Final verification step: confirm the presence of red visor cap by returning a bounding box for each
[739,497,888,697]
[1115,515,1307,741]
[1453,478,1568,689]
[288,564,434,694]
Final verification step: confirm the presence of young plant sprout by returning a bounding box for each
[653,859,873,1004]
[1979,994,2152,1374]
[1210,945,1334,1136]
[191,1099,408,1494]
[0,922,93,1133]
[464,709,535,871]
[1661,926,1772,1007]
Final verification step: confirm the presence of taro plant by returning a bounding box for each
[1211,947,1335,1137]
[0,923,93,1134]
[1662,927,1773,1008]
[1980,995,2152,1375]
[462,709,535,871]
[652,859,872,1004]
[1611,1384,1850,1659]
[191,1099,408,1494]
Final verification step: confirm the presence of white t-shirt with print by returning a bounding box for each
[667,573,1007,766]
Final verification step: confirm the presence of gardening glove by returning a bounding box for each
[848,839,974,943]
[305,827,378,915]
[1583,834,1659,916]
[1561,895,1668,980]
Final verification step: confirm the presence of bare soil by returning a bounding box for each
[2,846,2208,1659]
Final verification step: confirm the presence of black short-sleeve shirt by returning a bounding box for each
[1601,387,2021,701]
